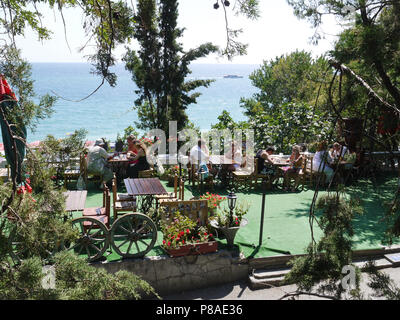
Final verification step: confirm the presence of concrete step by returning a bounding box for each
[249,256,396,290]
[248,267,291,290]
[252,267,292,280]
[248,275,286,290]
[353,257,394,270]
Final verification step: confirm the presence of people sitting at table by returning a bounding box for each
[281,145,304,191]
[189,139,218,181]
[255,146,279,186]
[189,139,210,166]
[126,134,139,165]
[87,139,113,189]
[313,141,334,185]
[224,141,243,171]
[127,140,150,178]
[331,142,348,160]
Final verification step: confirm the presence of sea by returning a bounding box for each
[18,63,261,143]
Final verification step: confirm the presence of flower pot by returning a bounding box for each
[210,218,248,247]
[164,241,218,258]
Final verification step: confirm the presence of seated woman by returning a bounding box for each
[224,141,243,172]
[313,141,334,185]
[127,140,150,178]
[255,146,279,185]
[331,142,348,160]
[281,145,303,191]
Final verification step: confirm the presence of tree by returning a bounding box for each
[239,51,333,151]
[123,0,218,134]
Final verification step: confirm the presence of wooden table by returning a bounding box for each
[108,153,130,180]
[63,190,87,218]
[124,178,168,213]
[209,155,233,165]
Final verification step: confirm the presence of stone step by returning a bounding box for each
[353,257,394,270]
[248,275,285,290]
[248,267,291,290]
[249,256,396,290]
[252,267,292,280]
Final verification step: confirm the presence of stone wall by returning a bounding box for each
[92,250,249,296]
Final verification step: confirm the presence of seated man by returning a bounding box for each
[189,139,216,180]
[189,139,209,166]
[87,139,113,189]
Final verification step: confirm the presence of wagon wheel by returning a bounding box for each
[68,217,110,262]
[110,213,157,258]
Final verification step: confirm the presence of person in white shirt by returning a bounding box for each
[189,139,209,166]
[87,139,113,189]
[331,142,348,160]
[224,141,243,171]
[313,141,334,185]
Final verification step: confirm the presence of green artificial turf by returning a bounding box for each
[67,172,399,261]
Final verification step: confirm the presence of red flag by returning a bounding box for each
[0,75,17,101]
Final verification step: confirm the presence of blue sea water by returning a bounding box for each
[24,63,260,143]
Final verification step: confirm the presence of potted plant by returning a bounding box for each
[165,165,180,186]
[199,192,226,217]
[161,211,218,257]
[209,192,249,247]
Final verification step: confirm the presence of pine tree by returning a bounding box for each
[123,0,218,133]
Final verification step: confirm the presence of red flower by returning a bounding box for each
[25,184,32,193]
[168,241,171,246]
[163,240,166,244]
[182,240,185,244]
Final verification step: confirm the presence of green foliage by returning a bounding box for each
[241,50,330,114]
[24,129,88,190]
[239,51,333,152]
[284,193,363,298]
[0,46,56,132]
[211,110,250,132]
[249,101,330,153]
[54,251,158,300]
[364,261,400,300]
[0,251,158,300]
[123,0,218,133]
[160,211,214,249]
[214,200,249,228]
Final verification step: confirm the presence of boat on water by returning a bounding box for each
[223,74,243,79]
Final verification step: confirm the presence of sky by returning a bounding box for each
[17,0,343,64]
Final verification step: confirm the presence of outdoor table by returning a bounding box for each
[330,160,354,184]
[108,152,130,180]
[209,155,233,165]
[63,190,87,219]
[208,155,235,187]
[124,178,168,213]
